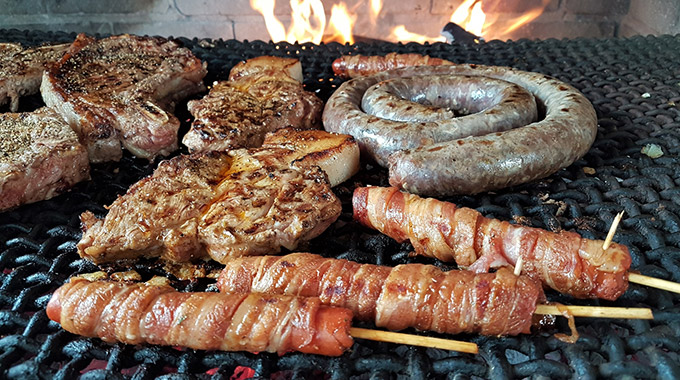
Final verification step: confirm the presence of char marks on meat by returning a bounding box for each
[183,56,322,152]
[0,42,69,112]
[47,278,354,356]
[0,107,89,212]
[41,33,207,163]
[353,186,631,300]
[78,131,344,264]
[218,253,544,336]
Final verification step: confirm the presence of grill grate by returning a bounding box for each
[1,29,680,379]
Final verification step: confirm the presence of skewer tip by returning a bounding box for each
[602,210,625,250]
[628,272,680,295]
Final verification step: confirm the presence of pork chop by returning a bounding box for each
[41,33,207,163]
[0,107,90,212]
[77,149,340,264]
[182,56,322,152]
[0,42,69,111]
[77,129,360,265]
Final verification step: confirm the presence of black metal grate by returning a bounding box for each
[1,29,680,379]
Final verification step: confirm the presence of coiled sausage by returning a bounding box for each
[323,64,597,195]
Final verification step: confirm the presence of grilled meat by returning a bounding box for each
[41,34,207,163]
[76,129,358,264]
[228,55,303,84]
[47,277,354,356]
[0,107,90,212]
[353,186,631,300]
[260,128,360,188]
[183,56,322,152]
[0,42,69,112]
[217,253,544,336]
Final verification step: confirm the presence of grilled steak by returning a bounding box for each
[182,56,322,152]
[0,42,69,112]
[0,107,90,212]
[77,139,341,264]
[41,34,207,163]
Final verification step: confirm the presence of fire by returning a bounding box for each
[250,0,550,45]
[450,0,551,40]
[369,0,382,24]
[250,0,356,44]
[250,0,326,44]
[326,3,356,44]
[450,0,486,37]
[391,26,445,44]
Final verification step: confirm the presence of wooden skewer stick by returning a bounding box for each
[535,304,654,319]
[350,327,479,354]
[351,303,654,353]
[514,255,524,276]
[628,273,680,295]
[600,210,680,294]
[602,210,625,250]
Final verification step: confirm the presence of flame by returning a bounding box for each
[497,4,548,36]
[450,0,485,36]
[369,0,382,24]
[391,26,445,44]
[251,0,549,45]
[326,3,356,44]
[250,0,288,42]
[451,0,551,40]
[250,0,326,44]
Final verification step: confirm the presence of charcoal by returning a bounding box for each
[1,29,680,378]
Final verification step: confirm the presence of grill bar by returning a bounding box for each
[1,29,680,378]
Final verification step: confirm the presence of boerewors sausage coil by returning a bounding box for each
[323,63,598,196]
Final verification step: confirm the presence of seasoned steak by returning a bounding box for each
[0,107,90,212]
[183,56,322,152]
[41,34,207,163]
[77,147,341,264]
[0,42,69,111]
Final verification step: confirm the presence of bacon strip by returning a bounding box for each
[332,53,453,79]
[352,186,631,300]
[47,278,353,356]
[217,253,544,336]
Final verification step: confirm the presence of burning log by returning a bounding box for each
[441,22,484,44]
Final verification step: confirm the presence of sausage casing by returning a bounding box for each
[323,64,597,195]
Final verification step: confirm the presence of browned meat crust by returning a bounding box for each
[353,186,631,300]
[218,253,544,336]
[183,56,322,152]
[41,33,207,163]
[0,42,69,111]
[77,147,341,264]
[47,278,354,356]
[0,107,90,212]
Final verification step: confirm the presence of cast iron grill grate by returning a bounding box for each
[1,29,680,379]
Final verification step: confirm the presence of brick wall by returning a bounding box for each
[620,0,680,36]
[0,0,674,42]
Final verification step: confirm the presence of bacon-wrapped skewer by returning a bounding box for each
[47,278,354,356]
[217,253,545,336]
[353,186,631,300]
[332,53,453,79]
